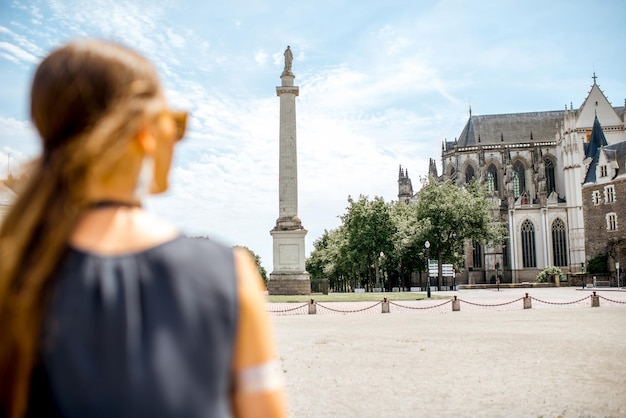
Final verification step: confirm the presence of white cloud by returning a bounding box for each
[254,49,268,66]
[165,28,185,49]
[0,41,38,63]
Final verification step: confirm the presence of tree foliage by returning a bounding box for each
[414,178,504,288]
[587,253,608,274]
[306,179,504,292]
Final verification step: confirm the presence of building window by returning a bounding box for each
[512,172,520,198]
[600,165,608,177]
[472,241,483,268]
[604,185,616,203]
[592,190,601,205]
[465,165,475,184]
[487,164,498,193]
[545,159,556,194]
[502,239,509,268]
[551,218,568,267]
[607,213,618,231]
[513,161,526,198]
[521,220,536,268]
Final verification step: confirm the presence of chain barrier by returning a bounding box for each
[266,293,626,315]
[530,296,590,306]
[389,300,451,310]
[266,303,309,315]
[316,301,382,314]
[458,297,524,307]
[598,295,626,305]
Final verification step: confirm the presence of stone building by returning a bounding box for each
[581,116,626,279]
[400,76,625,284]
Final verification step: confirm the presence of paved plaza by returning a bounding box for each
[271,287,626,417]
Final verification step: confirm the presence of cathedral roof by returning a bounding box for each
[583,116,609,184]
[604,141,626,167]
[577,78,624,127]
[456,110,565,147]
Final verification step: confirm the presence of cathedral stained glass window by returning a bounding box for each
[521,219,536,268]
[551,218,567,267]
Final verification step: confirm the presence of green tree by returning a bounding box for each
[414,178,504,289]
[390,201,429,288]
[341,195,396,290]
[587,253,608,274]
[306,226,352,291]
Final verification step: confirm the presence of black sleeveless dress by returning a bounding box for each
[27,236,238,418]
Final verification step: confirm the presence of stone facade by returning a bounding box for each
[401,77,626,285]
[581,122,626,279]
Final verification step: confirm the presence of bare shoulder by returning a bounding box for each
[70,208,180,255]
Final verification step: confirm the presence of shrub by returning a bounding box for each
[536,266,565,283]
[587,253,608,274]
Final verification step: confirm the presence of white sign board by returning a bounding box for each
[428,260,455,277]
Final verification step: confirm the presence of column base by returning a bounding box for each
[268,272,311,295]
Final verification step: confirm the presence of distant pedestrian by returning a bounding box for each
[496,277,501,291]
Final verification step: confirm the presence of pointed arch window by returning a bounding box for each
[551,218,568,267]
[513,161,525,198]
[465,165,475,184]
[512,172,520,198]
[521,220,536,268]
[545,159,556,194]
[472,241,483,268]
[487,164,498,193]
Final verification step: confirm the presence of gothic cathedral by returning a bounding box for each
[400,76,626,284]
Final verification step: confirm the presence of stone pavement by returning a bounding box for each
[271,287,626,417]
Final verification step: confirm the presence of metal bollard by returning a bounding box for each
[382,297,390,313]
[591,291,600,308]
[452,295,461,311]
[308,299,317,314]
[523,293,532,309]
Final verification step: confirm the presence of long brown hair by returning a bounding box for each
[0,39,162,417]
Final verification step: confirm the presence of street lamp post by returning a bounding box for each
[379,251,385,291]
[425,241,431,298]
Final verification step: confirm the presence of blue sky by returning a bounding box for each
[1,0,625,270]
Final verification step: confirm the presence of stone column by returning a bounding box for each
[268,47,310,295]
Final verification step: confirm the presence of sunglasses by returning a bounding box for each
[159,110,188,141]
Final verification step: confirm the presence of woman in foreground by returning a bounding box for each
[0,39,286,418]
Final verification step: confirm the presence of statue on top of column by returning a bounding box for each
[283,46,293,74]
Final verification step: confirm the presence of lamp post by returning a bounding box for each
[379,251,385,291]
[425,240,431,298]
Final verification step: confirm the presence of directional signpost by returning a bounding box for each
[428,260,455,290]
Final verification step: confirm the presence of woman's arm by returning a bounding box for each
[231,249,287,418]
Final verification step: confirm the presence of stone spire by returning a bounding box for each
[397,165,413,204]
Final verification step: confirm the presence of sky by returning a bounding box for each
[1,0,625,271]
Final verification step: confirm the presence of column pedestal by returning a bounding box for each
[269,228,310,295]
